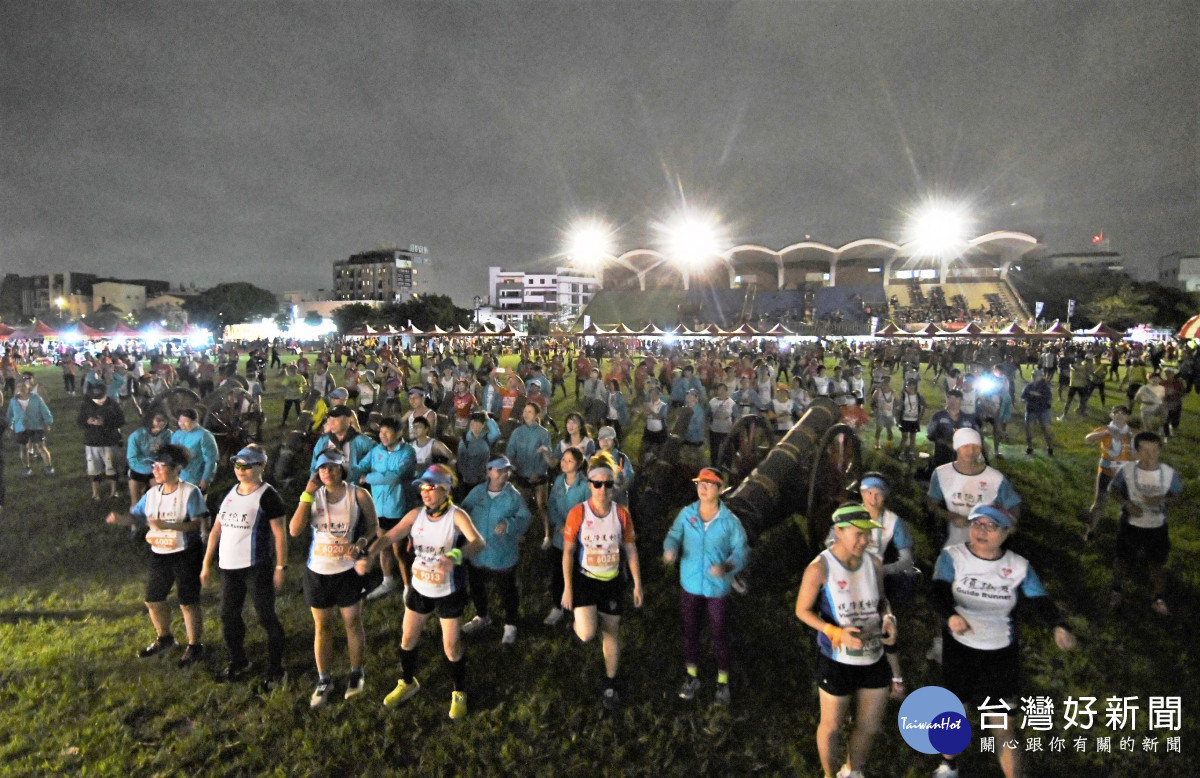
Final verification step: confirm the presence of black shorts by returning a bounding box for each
[404,586,468,619]
[15,429,45,445]
[129,469,154,485]
[1067,386,1088,399]
[512,473,548,490]
[898,419,920,434]
[942,631,1019,709]
[146,545,203,605]
[303,568,365,609]
[814,653,891,697]
[378,516,402,533]
[572,572,624,616]
[1114,522,1170,567]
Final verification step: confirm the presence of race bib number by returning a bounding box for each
[313,540,350,559]
[414,566,445,585]
[585,551,619,569]
[146,531,178,551]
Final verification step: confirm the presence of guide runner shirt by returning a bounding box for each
[214,483,287,570]
[132,481,207,554]
[563,499,635,582]
[928,463,1021,548]
[816,549,884,666]
[933,545,1047,650]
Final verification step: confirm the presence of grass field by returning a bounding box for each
[1,353,1196,776]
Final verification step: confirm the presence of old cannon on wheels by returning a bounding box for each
[637,397,864,551]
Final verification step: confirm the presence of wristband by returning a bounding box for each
[299,492,315,504]
[276,564,287,570]
[445,548,463,565]
[821,623,843,648]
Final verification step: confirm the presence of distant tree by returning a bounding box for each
[526,316,550,336]
[0,274,24,322]
[331,303,375,334]
[184,283,278,329]
[1132,281,1199,329]
[303,311,324,327]
[276,311,295,330]
[1082,284,1156,330]
[375,294,471,331]
[85,303,128,331]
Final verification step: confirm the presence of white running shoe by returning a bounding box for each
[932,762,958,778]
[365,578,399,602]
[501,624,517,644]
[461,615,492,635]
[543,607,564,626]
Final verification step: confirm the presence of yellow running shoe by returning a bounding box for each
[383,678,420,707]
[449,690,467,720]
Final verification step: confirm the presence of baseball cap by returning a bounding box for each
[314,449,347,471]
[327,405,355,419]
[328,387,350,400]
[413,464,454,488]
[832,503,883,530]
[597,426,617,441]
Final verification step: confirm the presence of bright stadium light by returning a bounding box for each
[564,219,616,272]
[905,202,971,259]
[656,210,728,272]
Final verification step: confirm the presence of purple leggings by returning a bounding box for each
[681,591,732,673]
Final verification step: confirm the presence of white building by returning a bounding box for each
[486,266,600,326]
[1174,254,1200,292]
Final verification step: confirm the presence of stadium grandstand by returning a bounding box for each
[581,231,1041,333]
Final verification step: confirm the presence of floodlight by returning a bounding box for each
[564,220,616,271]
[905,202,971,259]
[656,211,728,271]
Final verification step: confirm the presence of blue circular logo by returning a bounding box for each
[897,686,971,755]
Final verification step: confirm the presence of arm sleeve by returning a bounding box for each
[187,488,209,518]
[259,485,288,519]
[130,492,150,522]
[200,431,219,483]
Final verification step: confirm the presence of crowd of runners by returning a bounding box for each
[2,333,1194,778]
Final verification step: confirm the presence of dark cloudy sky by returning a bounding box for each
[4,1,1196,303]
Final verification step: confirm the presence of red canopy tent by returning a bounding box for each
[1081,322,1123,340]
[763,323,795,336]
[0,323,16,340]
[1040,320,1074,339]
[873,321,904,337]
[1179,314,1200,340]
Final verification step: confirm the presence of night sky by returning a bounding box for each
[4,1,1196,303]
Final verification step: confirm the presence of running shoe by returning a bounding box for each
[836,766,864,778]
[255,669,287,694]
[44,466,54,475]
[177,643,205,668]
[461,615,492,635]
[22,468,33,477]
[932,762,958,778]
[713,683,731,707]
[543,607,564,626]
[383,677,420,707]
[138,635,176,658]
[449,690,467,720]
[678,676,701,700]
[1151,598,1171,617]
[344,669,365,699]
[310,678,334,709]
[501,625,518,645]
[215,661,252,683]
[602,687,620,711]
[365,578,398,602]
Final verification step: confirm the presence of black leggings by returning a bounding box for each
[467,564,519,625]
[281,399,302,422]
[220,563,285,672]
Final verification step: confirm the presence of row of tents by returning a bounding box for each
[0,320,203,341]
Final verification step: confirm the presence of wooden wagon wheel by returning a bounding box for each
[151,387,203,422]
[805,423,864,546]
[715,414,776,487]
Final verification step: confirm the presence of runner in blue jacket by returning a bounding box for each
[663,468,748,706]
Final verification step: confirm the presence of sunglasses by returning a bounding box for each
[419,483,445,492]
[588,480,615,489]
[233,462,256,470]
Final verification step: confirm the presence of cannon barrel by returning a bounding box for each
[723,396,844,542]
